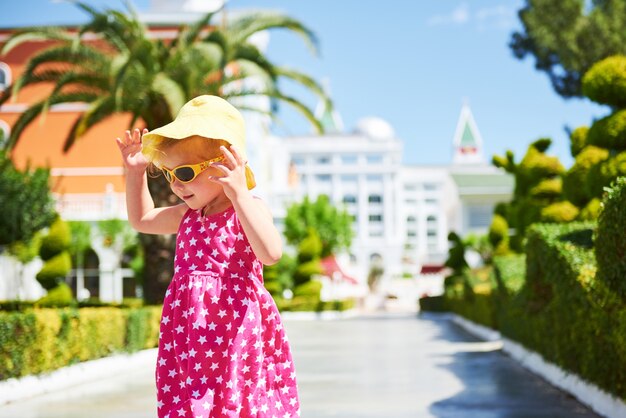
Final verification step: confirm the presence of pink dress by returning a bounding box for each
[156,206,300,418]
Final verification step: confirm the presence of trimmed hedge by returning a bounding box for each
[595,177,626,298]
[0,306,161,380]
[582,55,626,108]
[438,221,626,401]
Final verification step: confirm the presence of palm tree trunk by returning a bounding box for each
[140,174,181,304]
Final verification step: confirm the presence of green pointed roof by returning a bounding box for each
[460,122,477,147]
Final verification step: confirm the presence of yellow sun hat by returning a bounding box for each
[142,95,256,189]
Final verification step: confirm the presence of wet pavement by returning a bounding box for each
[0,312,599,418]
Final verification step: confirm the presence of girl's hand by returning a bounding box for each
[115,128,149,174]
[209,145,250,201]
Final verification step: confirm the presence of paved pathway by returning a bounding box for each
[0,312,599,418]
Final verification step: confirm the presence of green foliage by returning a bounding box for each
[293,280,322,298]
[539,201,579,223]
[444,232,468,274]
[563,145,609,206]
[510,0,626,98]
[587,109,626,150]
[586,152,626,198]
[97,219,133,248]
[569,126,589,158]
[529,178,561,198]
[418,296,447,312]
[582,55,626,107]
[7,233,43,264]
[595,177,626,297]
[263,254,296,298]
[36,282,74,307]
[579,198,602,221]
[0,150,56,248]
[492,139,566,240]
[516,139,564,196]
[0,306,161,380]
[36,252,71,290]
[68,221,92,267]
[284,195,353,257]
[488,214,509,256]
[39,218,71,261]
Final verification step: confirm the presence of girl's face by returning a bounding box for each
[158,137,228,210]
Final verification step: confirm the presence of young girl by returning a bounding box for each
[115,95,300,418]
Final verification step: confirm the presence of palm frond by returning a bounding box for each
[151,73,186,120]
[274,66,329,103]
[64,96,116,151]
[227,12,319,56]
[6,91,100,150]
[175,10,219,49]
[1,27,75,56]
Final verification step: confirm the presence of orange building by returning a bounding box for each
[0,29,135,221]
[0,21,199,221]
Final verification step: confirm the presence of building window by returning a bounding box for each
[343,195,357,204]
[367,174,383,182]
[369,214,383,222]
[468,205,493,229]
[315,174,331,182]
[316,156,331,164]
[0,62,11,91]
[368,194,382,203]
[341,155,358,164]
[424,183,438,191]
[407,216,416,224]
[291,157,305,166]
[425,198,438,204]
[366,154,383,164]
[407,230,417,237]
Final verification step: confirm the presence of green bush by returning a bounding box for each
[36,283,74,307]
[563,145,608,206]
[0,306,161,380]
[39,218,71,261]
[293,280,322,298]
[488,214,509,255]
[418,295,447,312]
[36,252,72,290]
[579,198,602,221]
[582,55,626,108]
[586,152,626,198]
[587,109,626,150]
[595,177,626,298]
[569,126,589,158]
[540,201,579,223]
[529,178,561,198]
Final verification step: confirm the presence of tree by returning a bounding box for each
[510,0,626,98]
[0,147,56,250]
[283,195,353,258]
[0,2,329,303]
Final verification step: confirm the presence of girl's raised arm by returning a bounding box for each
[116,128,185,235]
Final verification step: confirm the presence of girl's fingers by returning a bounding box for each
[229,145,246,166]
[220,145,237,167]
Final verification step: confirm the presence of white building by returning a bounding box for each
[264,102,514,286]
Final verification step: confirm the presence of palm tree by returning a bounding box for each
[0,2,329,303]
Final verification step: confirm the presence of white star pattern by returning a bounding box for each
[155,207,299,418]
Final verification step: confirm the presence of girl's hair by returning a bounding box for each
[144,135,230,178]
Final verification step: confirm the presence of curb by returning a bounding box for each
[0,348,157,405]
[450,314,626,418]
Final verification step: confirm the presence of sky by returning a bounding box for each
[1,0,609,167]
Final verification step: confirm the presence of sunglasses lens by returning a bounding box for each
[175,167,195,182]
[163,170,173,183]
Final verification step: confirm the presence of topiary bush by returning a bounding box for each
[586,151,626,198]
[595,177,626,298]
[36,282,74,307]
[529,178,561,198]
[586,109,626,150]
[563,145,608,207]
[37,217,72,292]
[579,198,602,221]
[569,126,589,158]
[488,214,509,256]
[540,201,579,223]
[582,55,626,108]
